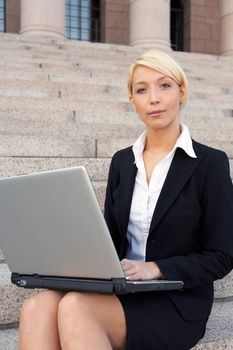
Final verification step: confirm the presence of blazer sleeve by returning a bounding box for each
[104,152,121,255]
[155,150,233,289]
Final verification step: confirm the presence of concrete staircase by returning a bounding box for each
[0,32,233,349]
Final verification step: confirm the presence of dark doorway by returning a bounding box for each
[171,0,184,51]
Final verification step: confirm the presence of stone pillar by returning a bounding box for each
[20,0,65,38]
[221,0,233,55]
[129,0,171,50]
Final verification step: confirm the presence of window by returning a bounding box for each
[0,0,5,32]
[65,0,100,42]
[171,0,184,51]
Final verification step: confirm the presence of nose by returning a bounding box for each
[149,88,160,104]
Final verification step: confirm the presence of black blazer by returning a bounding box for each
[104,139,233,322]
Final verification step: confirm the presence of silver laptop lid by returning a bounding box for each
[0,167,125,279]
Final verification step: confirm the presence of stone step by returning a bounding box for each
[0,55,113,71]
[1,113,233,143]
[0,32,223,59]
[57,49,233,72]
[0,327,19,350]
[1,40,232,85]
[1,57,233,87]
[1,33,233,70]
[0,81,233,109]
[0,32,65,45]
[193,298,233,349]
[0,133,232,159]
[214,271,233,299]
[1,32,233,67]
[0,96,131,113]
[1,126,233,157]
[1,62,233,96]
[0,41,233,80]
[0,134,97,157]
[1,69,233,99]
[0,96,232,122]
[67,44,233,69]
[0,157,110,180]
[1,51,233,82]
[0,80,127,98]
[1,77,233,101]
[1,105,233,128]
[0,117,144,139]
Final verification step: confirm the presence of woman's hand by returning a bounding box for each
[120,259,164,281]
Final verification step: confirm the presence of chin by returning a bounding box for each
[146,119,179,132]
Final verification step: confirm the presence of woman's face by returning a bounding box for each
[130,66,184,133]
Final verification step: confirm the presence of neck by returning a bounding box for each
[145,122,181,152]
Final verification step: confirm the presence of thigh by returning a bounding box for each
[59,292,127,349]
[118,292,207,350]
[19,290,66,350]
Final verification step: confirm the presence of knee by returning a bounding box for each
[58,292,89,319]
[20,293,41,320]
[20,290,64,321]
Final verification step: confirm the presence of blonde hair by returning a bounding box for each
[128,50,188,107]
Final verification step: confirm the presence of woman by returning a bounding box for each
[19,50,233,350]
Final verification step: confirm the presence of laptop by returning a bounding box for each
[0,166,183,294]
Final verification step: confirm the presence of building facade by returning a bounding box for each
[0,0,233,56]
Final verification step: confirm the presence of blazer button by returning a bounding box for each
[150,239,156,244]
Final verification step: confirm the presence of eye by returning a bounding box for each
[160,83,171,89]
[135,87,146,94]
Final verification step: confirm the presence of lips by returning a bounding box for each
[148,109,166,116]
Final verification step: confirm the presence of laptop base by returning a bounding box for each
[12,273,184,294]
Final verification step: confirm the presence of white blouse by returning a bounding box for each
[125,123,197,261]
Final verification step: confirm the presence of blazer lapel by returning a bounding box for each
[149,146,203,234]
[113,150,137,235]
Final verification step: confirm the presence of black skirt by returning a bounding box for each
[117,292,207,350]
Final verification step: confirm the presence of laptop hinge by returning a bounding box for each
[11,273,41,288]
[11,272,20,283]
[112,278,127,294]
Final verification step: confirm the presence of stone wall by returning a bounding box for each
[6,0,20,33]
[100,0,129,45]
[185,0,221,54]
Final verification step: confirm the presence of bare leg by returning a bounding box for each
[58,292,126,350]
[19,290,65,350]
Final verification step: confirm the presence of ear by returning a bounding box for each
[179,85,185,104]
[129,94,136,111]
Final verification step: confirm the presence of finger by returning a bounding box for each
[120,259,132,266]
[120,259,128,264]
[121,262,136,273]
[123,266,138,276]
[126,272,142,281]
[120,259,134,271]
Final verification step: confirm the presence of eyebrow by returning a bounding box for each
[133,76,172,86]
